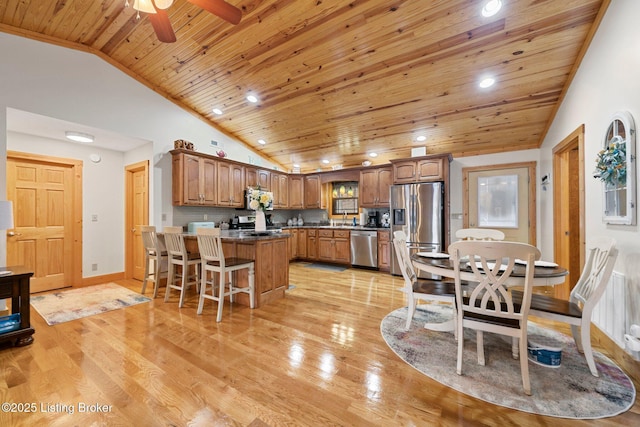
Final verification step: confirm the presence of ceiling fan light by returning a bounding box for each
[153,0,174,10]
[133,0,157,14]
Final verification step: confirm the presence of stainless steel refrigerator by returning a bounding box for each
[390,182,444,276]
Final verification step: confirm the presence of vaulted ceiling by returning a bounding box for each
[0,0,607,172]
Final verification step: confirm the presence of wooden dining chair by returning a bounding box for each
[455,228,505,241]
[196,227,255,322]
[139,225,168,298]
[393,230,463,332]
[514,237,618,377]
[449,240,541,395]
[163,226,201,307]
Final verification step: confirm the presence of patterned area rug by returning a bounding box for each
[380,306,636,419]
[31,283,151,326]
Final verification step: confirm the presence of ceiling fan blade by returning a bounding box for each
[188,0,242,25]
[148,9,177,43]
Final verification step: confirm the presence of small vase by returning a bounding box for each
[255,210,267,232]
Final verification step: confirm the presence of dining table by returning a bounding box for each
[409,252,569,332]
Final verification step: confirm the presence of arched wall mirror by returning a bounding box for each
[594,111,636,225]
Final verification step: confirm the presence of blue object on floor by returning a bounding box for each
[0,313,20,334]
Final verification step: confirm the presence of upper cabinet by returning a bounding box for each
[172,151,217,206]
[217,161,245,207]
[289,175,305,209]
[391,154,452,183]
[271,172,289,209]
[304,175,323,208]
[359,166,392,208]
[246,167,271,191]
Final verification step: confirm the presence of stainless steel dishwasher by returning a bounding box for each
[350,230,378,268]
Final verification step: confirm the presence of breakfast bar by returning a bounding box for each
[182,230,290,308]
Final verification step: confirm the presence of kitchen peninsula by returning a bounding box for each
[182,230,290,308]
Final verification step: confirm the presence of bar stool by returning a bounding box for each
[196,227,255,322]
[163,226,201,307]
[140,225,168,297]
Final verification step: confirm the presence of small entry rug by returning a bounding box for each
[380,306,636,419]
[303,263,347,272]
[31,283,151,325]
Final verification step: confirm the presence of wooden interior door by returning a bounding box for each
[6,153,81,293]
[126,161,149,281]
[553,126,585,300]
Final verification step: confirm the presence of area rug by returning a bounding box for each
[30,283,151,326]
[303,263,347,272]
[380,306,636,419]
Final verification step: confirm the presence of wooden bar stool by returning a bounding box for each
[140,225,168,298]
[196,227,255,322]
[163,226,201,307]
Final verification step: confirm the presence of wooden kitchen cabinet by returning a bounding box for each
[359,166,392,208]
[217,161,245,207]
[307,228,318,260]
[288,175,305,209]
[245,167,271,191]
[297,228,308,258]
[286,229,297,260]
[304,175,322,208]
[271,172,289,208]
[318,229,350,264]
[391,154,451,183]
[377,230,391,271]
[172,151,217,206]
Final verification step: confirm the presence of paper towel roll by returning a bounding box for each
[359,213,366,226]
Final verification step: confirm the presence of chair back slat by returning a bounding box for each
[163,226,187,259]
[571,237,618,310]
[140,225,160,254]
[449,240,540,321]
[196,228,225,268]
[392,230,417,289]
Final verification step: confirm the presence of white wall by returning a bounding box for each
[538,0,640,277]
[0,32,274,277]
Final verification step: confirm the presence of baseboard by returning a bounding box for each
[80,272,125,287]
[592,324,640,390]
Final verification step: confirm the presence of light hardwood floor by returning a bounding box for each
[1,262,639,426]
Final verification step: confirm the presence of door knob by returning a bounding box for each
[7,231,20,237]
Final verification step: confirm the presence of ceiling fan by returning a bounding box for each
[128,0,242,43]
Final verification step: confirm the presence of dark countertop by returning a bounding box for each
[182,230,291,242]
[279,225,391,232]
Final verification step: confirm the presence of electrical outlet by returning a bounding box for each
[204,214,208,220]
[162,213,167,221]
[91,214,98,222]
[91,263,98,271]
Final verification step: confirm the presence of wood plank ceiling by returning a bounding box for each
[0,0,607,173]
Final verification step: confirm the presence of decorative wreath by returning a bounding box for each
[594,135,627,186]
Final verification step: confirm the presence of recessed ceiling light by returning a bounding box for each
[479,77,496,88]
[369,152,378,158]
[481,0,502,17]
[322,159,330,164]
[258,139,266,145]
[212,108,223,115]
[65,131,94,143]
[246,94,259,103]
[293,164,300,168]
[416,135,427,142]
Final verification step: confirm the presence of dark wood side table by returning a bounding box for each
[0,266,35,347]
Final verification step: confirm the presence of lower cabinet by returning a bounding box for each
[377,230,391,271]
[307,229,318,260]
[318,229,350,264]
[297,228,308,258]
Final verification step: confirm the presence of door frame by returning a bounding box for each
[462,161,537,245]
[124,160,149,279]
[552,125,585,299]
[7,150,83,287]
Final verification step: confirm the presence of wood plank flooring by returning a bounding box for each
[1,262,639,426]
